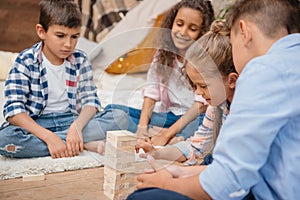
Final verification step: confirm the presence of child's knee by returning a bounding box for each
[0,143,23,154]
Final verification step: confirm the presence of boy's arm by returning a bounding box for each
[7,113,69,158]
[66,105,97,156]
[136,161,211,200]
[151,102,207,146]
[165,174,211,200]
[77,54,101,111]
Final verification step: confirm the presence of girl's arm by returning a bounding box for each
[136,97,156,138]
[7,113,69,158]
[151,102,207,146]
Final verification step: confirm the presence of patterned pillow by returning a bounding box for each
[76,0,141,42]
[0,51,17,81]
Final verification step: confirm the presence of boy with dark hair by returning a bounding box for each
[127,0,300,199]
[0,0,126,158]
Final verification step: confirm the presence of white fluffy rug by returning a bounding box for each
[0,150,104,180]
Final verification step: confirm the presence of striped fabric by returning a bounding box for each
[76,0,142,42]
[184,103,229,165]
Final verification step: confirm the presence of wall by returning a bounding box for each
[0,0,40,52]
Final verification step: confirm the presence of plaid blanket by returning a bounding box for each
[76,0,142,42]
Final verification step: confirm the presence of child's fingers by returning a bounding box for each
[79,142,84,152]
[144,168,156,174]
[147,155,163,172]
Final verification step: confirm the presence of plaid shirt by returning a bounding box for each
[3,42,101,123]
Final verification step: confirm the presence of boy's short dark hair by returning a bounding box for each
[227,0,300,37]
[39,0,82,31]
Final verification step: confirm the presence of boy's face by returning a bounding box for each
[186,63,226,106]
[230,21,254,74]
[36,24,80,65]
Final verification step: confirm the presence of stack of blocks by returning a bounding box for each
[104,130,145,200]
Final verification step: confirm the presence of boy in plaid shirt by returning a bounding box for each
[0,0,126,158]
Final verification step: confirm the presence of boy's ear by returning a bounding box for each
[228,72,238,89]
[36,24,46,40]
[239,20,252,48]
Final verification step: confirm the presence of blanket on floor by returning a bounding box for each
[0,150,104,180]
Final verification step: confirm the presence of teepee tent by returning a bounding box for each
[80,0,181,73]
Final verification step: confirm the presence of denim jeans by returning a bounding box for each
[105,104,205,139]
[0,109,128,158]
[127,187,255,200]
[127,188,192,200]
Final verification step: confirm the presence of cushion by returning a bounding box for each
[105,13,165,74]
[76,37,102,62]
[0,51,18,81]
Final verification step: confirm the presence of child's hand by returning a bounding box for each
[66,123,84,157]
[135,125,151,152]
[135,138,154,153]
[45,132,69,159]
[148,126,170,146]
[136,125,149,139]
[136,155,173,189]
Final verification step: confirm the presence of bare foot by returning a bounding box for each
[96,141,105,155]
[84,140,106,155]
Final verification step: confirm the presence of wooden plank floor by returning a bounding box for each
[0,167,110,200]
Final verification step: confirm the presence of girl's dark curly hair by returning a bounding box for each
[155,0,215,84]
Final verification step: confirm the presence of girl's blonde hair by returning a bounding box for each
[185,19,236,150]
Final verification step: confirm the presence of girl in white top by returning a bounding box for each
[105,0,214,146]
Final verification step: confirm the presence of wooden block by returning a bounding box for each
[105,141,135,157]
[104,159,135,171]
[104,184,135,200]
[106,130,136,148]
[104,166,135,184]
[22,173,45,182]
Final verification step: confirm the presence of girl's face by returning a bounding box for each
[36,24,80,65]
[171,7,203,53]
[186,63,226,106]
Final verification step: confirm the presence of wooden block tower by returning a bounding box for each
[103,130,138,200]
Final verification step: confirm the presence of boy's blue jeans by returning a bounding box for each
[127,187,255,200]
[127,188,192,200]
[105,104,205,140]
[0,109,128,158]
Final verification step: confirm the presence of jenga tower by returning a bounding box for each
[103,130,137,200]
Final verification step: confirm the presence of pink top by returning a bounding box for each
[143,55,206,115]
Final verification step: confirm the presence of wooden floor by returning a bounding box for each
[0,167,110,200]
